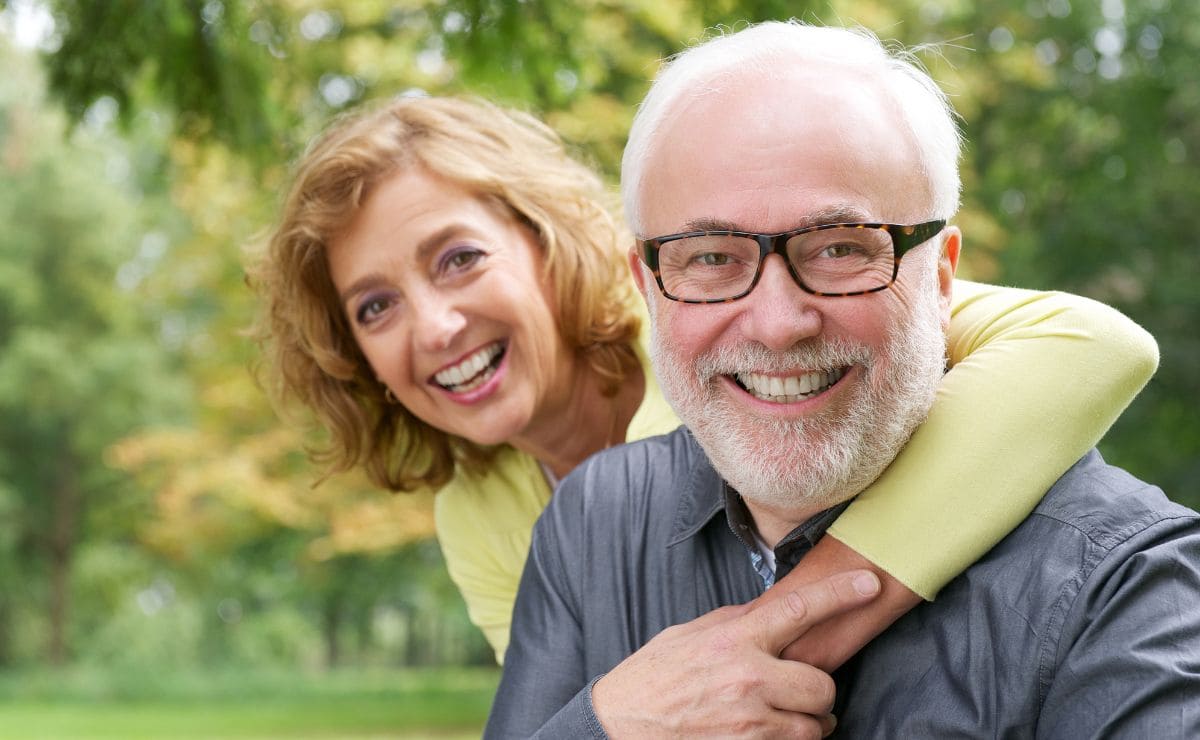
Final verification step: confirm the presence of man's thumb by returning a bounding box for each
[751,570,881,655]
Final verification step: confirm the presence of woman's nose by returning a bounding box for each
[413,295,468,353]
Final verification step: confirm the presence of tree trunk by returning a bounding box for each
[48,461,78,666]
[0,597,11,667]
[322,597,342,669]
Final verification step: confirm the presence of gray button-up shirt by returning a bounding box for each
[485,428,1200,738]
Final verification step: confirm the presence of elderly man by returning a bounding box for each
[485,21,1200,738]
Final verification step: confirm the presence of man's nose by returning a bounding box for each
[738,255,822,350]
[413,293,467,353]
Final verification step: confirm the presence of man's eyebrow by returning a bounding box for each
[801,205,874,226]
[679,205,874,235]
[679,217,740,233]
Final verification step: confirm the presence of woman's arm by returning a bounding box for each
[777,279,1159,671]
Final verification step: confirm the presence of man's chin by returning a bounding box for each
[691,413,854,506]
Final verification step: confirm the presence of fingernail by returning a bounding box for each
[853,572,880,596]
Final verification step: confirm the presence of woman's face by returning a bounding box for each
[327,167,576,447]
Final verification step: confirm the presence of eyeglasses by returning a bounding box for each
[637,220,946,303]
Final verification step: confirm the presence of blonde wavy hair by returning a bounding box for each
[249,95,640,492]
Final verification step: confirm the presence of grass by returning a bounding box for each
[0,666,501,738]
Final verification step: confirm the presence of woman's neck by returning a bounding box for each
[511,358,645,482]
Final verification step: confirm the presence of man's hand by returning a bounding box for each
[591,570,881,738]
[772,535,922,671]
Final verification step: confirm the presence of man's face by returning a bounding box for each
[633,66,959,526]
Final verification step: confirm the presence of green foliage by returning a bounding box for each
[0,38,193,665]
[42,0,287,165]
[63,535,489,674]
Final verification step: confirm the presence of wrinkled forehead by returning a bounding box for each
[639,64,930,236]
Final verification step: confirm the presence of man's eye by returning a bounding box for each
[694,252,735,266]
[821,244,861,259]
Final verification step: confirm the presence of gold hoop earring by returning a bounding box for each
[384,387,399,405]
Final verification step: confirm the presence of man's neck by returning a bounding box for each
[723,485,852,587]
[741,498,826,550]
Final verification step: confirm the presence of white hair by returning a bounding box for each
[621,20,963,235]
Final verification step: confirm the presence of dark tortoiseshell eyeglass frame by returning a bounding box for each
[637,219,947,304]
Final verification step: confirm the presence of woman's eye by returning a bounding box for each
[355,296,392,325]
[438,246,486,275]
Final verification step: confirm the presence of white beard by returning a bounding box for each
[648,267,948,517]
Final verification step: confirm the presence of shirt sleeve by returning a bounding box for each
[1037,513,1200,736]
[484,479,602,738]
[825,279,1160,599]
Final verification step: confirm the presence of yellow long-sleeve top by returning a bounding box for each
[434,280,1159,663]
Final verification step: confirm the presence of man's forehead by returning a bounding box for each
[639,68,924,235]
[676,204,874,234]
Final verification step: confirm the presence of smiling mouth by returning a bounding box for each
[733,367,848,403]
[433,341,507,393]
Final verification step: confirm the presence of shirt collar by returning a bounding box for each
[665,429,732,547]
[723,485,850,577]
[664,429,851,575]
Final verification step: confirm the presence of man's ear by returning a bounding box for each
[628,245,651,303]
[938,226,961,327]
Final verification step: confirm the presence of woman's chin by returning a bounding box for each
[456,422,522,448]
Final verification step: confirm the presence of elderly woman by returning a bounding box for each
[252,95,1156,666]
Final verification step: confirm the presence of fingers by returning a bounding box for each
[747,569,881,656]
[756,708,838,740]
[593,579,858,738]
[755,712,837,740]
[764,657,838,715]
[778,567,921,671]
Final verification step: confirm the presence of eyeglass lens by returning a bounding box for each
[656,226,897,301]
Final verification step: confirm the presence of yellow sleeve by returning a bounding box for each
[825,279,1159,600]
[433,449,551,664]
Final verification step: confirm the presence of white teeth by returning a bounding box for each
[735,367,846,402]
[797,374,812,395]
[434,342,504,391]
[769,376,784,397]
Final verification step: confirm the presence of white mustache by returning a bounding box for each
[691,338,873,382]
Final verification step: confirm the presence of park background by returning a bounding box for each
[0,0,1196,736]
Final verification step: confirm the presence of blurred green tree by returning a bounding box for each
[0,40,190,664]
